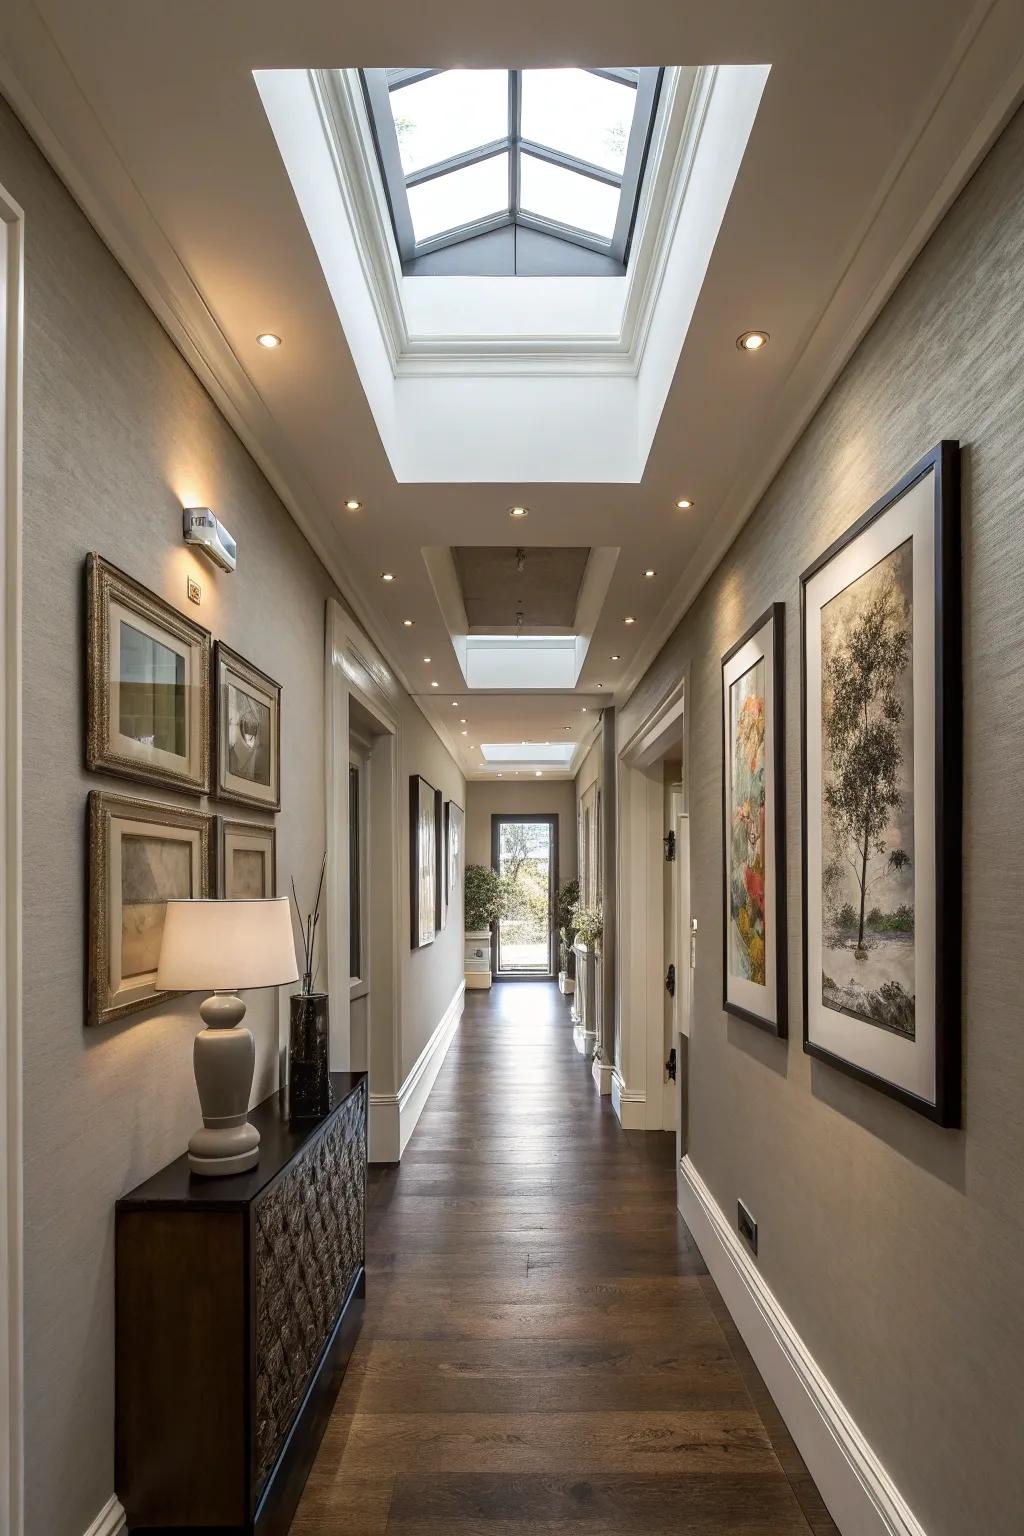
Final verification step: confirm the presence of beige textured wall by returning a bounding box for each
[1,97,462,1536]
[620,106,1024,1534]
[465,779,578,887]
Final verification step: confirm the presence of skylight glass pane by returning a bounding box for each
[519,154,619,240]
[521,69,635,174]
[390,70,509,175]
[407,153,509,242]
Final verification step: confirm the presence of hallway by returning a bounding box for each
[294,983,838,1534]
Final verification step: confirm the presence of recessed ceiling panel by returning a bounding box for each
[453,546,591,629]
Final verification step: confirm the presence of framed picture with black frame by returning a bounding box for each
[800,440,961,1125]
[721,602,787,1036]
[410,774,438,948]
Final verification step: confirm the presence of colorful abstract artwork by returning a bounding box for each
[721,604,786,1036]
[728,659,767,984]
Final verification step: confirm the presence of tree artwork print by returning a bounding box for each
[728,658,767,986]
[819,539,915,1038]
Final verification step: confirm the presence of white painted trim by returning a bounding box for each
[81,1493,126,1536]
[591,1056,613,1096]
[572,1023,596,1057]
[369,981,464,1162]
[618,0,1024,709]
[0,175,24,1536]
[678,1156,928,1536]
[610,1067,646,1130]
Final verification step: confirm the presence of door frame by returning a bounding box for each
[0,176,24,1536]
[489,812,559,982]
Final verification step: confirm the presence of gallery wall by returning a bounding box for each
[619,103,1024,1534]
[0,96,464,1536]
[465,779,578,887]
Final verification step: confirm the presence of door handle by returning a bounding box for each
[665,963,676,998]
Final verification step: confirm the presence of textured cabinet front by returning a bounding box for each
[254,1080,367,1494]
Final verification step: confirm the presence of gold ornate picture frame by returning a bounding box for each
[214,642,282,811]
[217,817,277,899]
[86,553,211,794]
[87,791,213,1028]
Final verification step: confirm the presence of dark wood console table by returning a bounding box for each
[116,1071,367,1534]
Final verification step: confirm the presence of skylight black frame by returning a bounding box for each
[361,67,663,275]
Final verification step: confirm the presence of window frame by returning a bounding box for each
[361,66,663,273]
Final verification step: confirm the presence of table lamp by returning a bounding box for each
[156,898,299,1176]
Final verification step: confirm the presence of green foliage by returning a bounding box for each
[464,864,506,931]
[572,902,603,949]
[556,879,580,940]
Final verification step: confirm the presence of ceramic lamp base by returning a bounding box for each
[189,992,261,1178]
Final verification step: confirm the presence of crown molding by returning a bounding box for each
[617,0,1024,709]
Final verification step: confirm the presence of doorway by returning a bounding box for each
[490,814,558,980]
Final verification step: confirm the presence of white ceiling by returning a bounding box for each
[2,0,1022,778]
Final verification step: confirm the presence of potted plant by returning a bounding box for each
[556,878,580,994]
[464,863,506,991]
[572,901,604,953]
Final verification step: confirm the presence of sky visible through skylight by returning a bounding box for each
[387,68,639,246]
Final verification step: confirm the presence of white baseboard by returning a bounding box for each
[83,1494,126,1536]
[611,1067,646,1128]
[369,982,464,1162]
[572,1023,595,1056]
[592,1056,613,1094]
[678,1156,927,1536]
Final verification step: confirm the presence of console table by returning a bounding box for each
[116,1071,367,1534]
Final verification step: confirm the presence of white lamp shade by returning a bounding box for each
[156,898,299,992]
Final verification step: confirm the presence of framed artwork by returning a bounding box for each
[410,775,438,948]
[800,441,961,1125]
[87,791,213,1027]
[86,553,211,794]
[217,818,276,899]
[445,800,464,906]
[214,642,281,811]
[721,602,787,1036]
[436,788,447,931]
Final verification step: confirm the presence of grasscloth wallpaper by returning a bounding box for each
[621,106,1024,1533]
[0,96,463,1536]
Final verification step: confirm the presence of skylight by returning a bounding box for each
[361,68,662,276]
[481,743,576,765]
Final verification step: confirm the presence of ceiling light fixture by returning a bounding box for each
[509,506,529,519]
[344,499,362,511]
[624,616,635,625]
[460,717,466,724]
[402,618,414,627]
[737,330,769,352]
[581,708,588,714]
[423,656,431,663]
[675,497,694,510]
[535,771,542,777]
[256,332,282,349]
[644,569,656,578]
[461,730,468,736]
[452,701,460,708]
[381,572,395,582]
[430,681,439,688]
[610,654,620,661]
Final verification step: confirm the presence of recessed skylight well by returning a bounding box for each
[481,742,576,765]
[361,67,662,277]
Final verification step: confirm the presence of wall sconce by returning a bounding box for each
[183,507,237,572]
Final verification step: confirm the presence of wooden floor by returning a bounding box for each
[293,982,838,1535]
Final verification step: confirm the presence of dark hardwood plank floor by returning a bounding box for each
[293,982,838,1535]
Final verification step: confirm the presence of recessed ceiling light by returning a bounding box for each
[381,572,395,582]
[509,506,529,518]
[675,497,694,510]
[737,330,769,352]
[431,681,439,688]
[497,773,503,777]
[344,499,362,511]
[535,771,542,777]
[402,618,414,627]
[460,717,467,723]
[256,332,282,348]
[624,616,635,624]
[452,701,460,707]
[644,569,656,579]
[461,730,468,736]
[610,653,620,660]
[581,707,588,714]
[597,683,604,689]
[423,656,431,663]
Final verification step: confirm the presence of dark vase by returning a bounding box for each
[288,992,332,1120]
